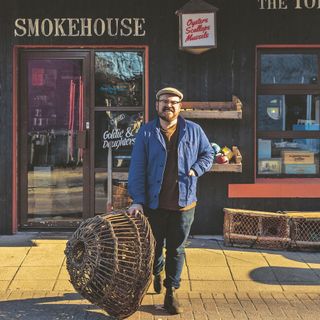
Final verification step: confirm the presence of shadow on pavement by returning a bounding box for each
[0,232,73,247]
[0,293,115,319]
[250,266,320,285]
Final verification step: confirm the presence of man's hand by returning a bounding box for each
[188,169,196,176]
[127,203,144,216]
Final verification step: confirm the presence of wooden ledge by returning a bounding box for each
[181,95,243,119]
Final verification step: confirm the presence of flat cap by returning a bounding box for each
[156,87,183,100]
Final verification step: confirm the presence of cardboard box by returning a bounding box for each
[282,150,314,164]
[284,164,317,174]
[258,139,271,159]
[258,158,282,174]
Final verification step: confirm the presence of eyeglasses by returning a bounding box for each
[158,99,181,106]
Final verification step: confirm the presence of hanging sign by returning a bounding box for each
[176,0,218,54]
[181,13,215,48]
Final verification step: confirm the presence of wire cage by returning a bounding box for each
[287,212,320,251]
[65,211,155,319]
[223,208,291,249]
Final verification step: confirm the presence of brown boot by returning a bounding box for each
[153,271,164,294]
[164,287,183,314]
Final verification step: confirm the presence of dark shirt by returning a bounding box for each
[158,123,180,210]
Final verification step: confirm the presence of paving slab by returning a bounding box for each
[14,266,60,280]
[188,266,233,281]
[0,233,320,319]
[8,279,56,291]
[21,253,64,267]
[186,249,228,266]
[235,281,283,292]
[191,280,237,292]
[224,251,269,267]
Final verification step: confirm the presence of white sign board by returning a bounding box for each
[181,12,216,48]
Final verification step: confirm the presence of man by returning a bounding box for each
[127,87,213,315]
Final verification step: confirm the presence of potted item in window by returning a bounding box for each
[258,158,282,174]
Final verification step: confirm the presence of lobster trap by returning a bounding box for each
[65,210,155,319]
[224,208,320,251]
[223,208,291,249]
[287,212,320,251]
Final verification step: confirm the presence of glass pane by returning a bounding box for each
[27,59,83,223]
[257,138,320,176]
[95,51,144,106]
[258,95,320,131]
[95,172,131,214]
[261,54,318,84]
[95,111,144,168]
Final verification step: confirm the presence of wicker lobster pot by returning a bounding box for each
[286,212,320,251]
[65,211,155,319]
[224,208,291,250]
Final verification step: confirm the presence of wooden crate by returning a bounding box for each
[211,146,242,173]
[223,208,290,249]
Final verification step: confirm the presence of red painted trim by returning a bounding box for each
[257,44,320,49]
[229,183,320,198]
[13,44,149,232]
[254,47,258,181]
[12,47,18,234]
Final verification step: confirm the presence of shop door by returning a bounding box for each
[19,51,90,228]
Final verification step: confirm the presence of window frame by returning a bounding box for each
[256,48,320,179]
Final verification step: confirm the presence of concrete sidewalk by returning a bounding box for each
[0,232,320,319]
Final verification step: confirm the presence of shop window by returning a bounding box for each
[257,50,320,178]
[95,51,143,107]
[94,49,146,214]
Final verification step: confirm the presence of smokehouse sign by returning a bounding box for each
[14,18,146,37]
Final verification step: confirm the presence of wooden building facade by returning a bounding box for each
[1,0,320,235]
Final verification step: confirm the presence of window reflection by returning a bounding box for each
[261,54,318,85]
[95,51,143,106]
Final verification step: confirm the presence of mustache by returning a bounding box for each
[163,107,175,112]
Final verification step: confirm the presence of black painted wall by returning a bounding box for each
[1,0,320,234]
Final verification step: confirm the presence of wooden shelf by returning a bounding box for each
[180,109,242,119]
[181,95,242,119]
[211,163,242,173]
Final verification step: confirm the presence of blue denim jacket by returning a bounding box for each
[128,116,214,209]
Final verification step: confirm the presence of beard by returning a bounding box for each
[157,107,179,123]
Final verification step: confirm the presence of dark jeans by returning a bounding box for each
[145,207,195,289]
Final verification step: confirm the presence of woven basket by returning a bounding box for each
[65,211,155,319]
